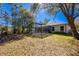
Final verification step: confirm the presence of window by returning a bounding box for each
[60,26,64,31]
[52,27,54,31]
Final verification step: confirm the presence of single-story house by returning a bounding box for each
[44,23,70,33]
[33,19,79,33]
[33,22,70,33]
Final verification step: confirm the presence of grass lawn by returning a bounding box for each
[0,33,79,56]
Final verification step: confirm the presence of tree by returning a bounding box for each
[26,19,34,34]
[3,11,10,34]
[31,3,79,40]
[0,3,34,35]
[43,18,49,25]
[20,6,34,34]
[0,4,10,35]
[10,3,19,34]
[10,4,34,34]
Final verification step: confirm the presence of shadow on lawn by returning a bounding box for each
[0,32,72,46]
[25,33,52,39]
[27,32,73,39]
[0,33,51,46]
[0,34,25,46]
[53,32,73,37]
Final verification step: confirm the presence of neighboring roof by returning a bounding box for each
[33,22,44,27]
[33,22,44,25]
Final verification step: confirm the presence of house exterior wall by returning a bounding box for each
[51,24,70,33]
[54,25,60,32]
[65,25,71,33]
[32,23,71,33]
[75,20,79,31]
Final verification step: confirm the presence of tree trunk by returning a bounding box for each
[22,27,25,33]
[68,21,79,40]
[5,26,8,35]
[13,28,17,34]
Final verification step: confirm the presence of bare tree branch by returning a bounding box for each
[71,3,75,18]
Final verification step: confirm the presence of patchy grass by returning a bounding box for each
[0,33,79,56]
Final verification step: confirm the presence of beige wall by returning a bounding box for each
[52,24,69,33]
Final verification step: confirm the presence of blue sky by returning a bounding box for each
[0,3,68,26]
[23,3,68,24]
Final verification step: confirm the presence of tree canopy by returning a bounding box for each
[0,3,34,34]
